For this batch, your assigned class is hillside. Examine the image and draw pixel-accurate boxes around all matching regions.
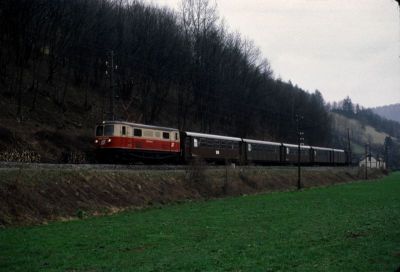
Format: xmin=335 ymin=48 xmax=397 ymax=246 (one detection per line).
xmin=373 ymin=104 xmax=400 ymax=123
xmin=0 ymin=166 xmax=381 ymax=226
xmin=331 ymin=112 xmax=385 ymax=155
xmin=331 ymin=112 xmax=391 ymax=146
xmin=0 ymin=0 xmax=332 ymax=162
xmin=331 ymin=111 xmax=400 ymax=167
xmin=0 ymin=0 xmax=398 ymax=166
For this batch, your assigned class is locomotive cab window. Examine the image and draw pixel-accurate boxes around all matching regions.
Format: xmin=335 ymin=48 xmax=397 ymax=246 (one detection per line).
xmin=121 ymin=126 xmax=126 ymax=136
xmin=134 ymin=128 xmax=142 ymax=137
xmin=163 ymin=132 xmax=170 ymax=139
xmin=96 ymin=125 xmax=103 ymax=136
xmin=104 ymin=125 xmax=114 ymax=136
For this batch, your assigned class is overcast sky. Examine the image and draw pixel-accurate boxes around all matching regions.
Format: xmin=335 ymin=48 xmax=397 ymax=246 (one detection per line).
xmin=149 ymin=0 xmax=400 ymax=108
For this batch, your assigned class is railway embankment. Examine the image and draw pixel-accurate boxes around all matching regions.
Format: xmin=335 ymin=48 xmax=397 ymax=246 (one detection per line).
xmin=0 ymin=165 xmax=386 ymax=226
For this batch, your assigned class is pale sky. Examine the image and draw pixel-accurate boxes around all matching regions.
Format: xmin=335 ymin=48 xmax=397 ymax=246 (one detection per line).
xmin=149 ymin=0 xmax=400 ymax=108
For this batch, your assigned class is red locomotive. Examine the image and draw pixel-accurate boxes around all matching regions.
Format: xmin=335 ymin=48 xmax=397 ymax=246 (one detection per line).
xmin=94 ymin=121 xmax=180 ymax=163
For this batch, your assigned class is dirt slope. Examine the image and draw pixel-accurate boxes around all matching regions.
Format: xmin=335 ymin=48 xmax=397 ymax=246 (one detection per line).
xmin=0 ymin=166 xmax=386 ymax=226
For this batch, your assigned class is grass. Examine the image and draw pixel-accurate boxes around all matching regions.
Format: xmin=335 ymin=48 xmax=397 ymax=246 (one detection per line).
xmin=1 ymin=173 xmax=400 ymax=271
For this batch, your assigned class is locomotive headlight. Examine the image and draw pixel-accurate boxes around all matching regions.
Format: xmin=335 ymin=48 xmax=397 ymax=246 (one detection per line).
xmin=94 ymin=139 xmax=99 ymax=144
xmin=107 ymin=138 xmax=112 ymax=143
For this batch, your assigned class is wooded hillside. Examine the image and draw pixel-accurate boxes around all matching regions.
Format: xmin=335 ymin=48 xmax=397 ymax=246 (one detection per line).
xmin=330 ymin=97 xmax=400 ymax=168
xmin=0 ymin=0 xmax=331 ymax=150
xmin=1 ymin=0 xmax=397 ymax=165
xmin=373 ymin=104 xmax=400 ymax=123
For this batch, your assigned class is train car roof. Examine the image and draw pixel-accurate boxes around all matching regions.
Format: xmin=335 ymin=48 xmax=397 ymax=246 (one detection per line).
xmin=312 ymin=146 xmax=333 ymax=151
xmin=283 ymin=143 xmax=311 ymax=149
xmin=185 ymin=131 xmax=241 ymax=142
xmin=97 ymin=121 xmax=179 ymax=132
xmin=332 ymin=149 xmax=345 ymax=152
xmin=243 ymin=139 xmax=281 ymax=146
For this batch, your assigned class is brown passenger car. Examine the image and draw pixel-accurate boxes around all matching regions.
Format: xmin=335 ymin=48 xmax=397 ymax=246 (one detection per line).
xmin=333 ymin=149 xmax=346 ymax=165
xmin=283 ymin=144 xmax=312 ymax=164
xmin=182 ymin=132 xmax=241 ymax=163
xmin=312 ymin=146 xmax=332 ymax=165
xmin=243 ymin=139 xmax=281 ymax=164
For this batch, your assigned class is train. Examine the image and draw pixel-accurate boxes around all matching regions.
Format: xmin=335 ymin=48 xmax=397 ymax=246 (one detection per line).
xmin=94 ymin=120 xmax=348 ymax=165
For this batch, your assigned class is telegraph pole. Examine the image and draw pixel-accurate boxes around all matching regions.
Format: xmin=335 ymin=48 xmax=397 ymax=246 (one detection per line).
xmin=364 ymin=144 xmax=369 ymax=179
xmin=105 ymin=50 xmax=117 ymax=120
xmin=110 ymin=50 xmax=114 ymax=120
xmin=347 ymin=128 xmax=352 ymax=166
xmin=384 ymin=137 xmax=390 ymax=170
xmin=296 ymin=115 xmax=304 ymax=190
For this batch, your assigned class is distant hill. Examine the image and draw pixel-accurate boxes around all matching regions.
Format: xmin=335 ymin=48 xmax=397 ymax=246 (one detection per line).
xmin=331 ymin=98 xmax=400 ymax=168
xmin=372 ymin=104 xmax=400 ymax=123
xmin=331 ymin=112 xmax=390 ymax=153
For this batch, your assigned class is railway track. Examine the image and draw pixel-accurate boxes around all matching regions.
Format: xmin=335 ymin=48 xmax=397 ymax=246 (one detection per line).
xmin=0 ymin=161 xmax=354 ymax=172
xmin=0 ymin=162 xmax=188 ymax=171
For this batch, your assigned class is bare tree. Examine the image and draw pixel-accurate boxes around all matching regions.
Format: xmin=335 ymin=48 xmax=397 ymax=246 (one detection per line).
xmin=180 ymin=0 xmax=218 ymax=38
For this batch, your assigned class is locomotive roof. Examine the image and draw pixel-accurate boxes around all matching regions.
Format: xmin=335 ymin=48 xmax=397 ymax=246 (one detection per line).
xmin=98 ymin=121 xmax=179 ymax=132
xmin=185 ymin=131 xmax=241 ymax=141
xmin=243 ymin=139 xmax=281 ymax=146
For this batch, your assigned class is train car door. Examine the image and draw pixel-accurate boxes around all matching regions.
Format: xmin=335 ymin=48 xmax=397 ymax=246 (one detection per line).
xmin=170 ymin=131 xmax=179 ymax=153
xmin=121 ymin=125 xmax=128 ymax=147
xmin=162 ymin=132 xmax=171 ymax=152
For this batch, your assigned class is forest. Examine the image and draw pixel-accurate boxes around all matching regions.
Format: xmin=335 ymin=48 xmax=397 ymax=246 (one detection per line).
xmin=0 ymin=0 xmax=331 ymax=145
xmin=0 ymin=0 xmax=399 ymax=166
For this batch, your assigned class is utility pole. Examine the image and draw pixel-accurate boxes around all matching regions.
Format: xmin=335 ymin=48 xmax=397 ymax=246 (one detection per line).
xmin=364 ymin=144 xmax=369 ymax=179
xmin=347 ymin=128 xmax=352 ymax=166
xmin=384 ymin=137 xmax=389 ymax=170
xmin=105 ymin=50 xmax=118 ymax=121
xmin=296 ymin=115 xmax=304 ymax=190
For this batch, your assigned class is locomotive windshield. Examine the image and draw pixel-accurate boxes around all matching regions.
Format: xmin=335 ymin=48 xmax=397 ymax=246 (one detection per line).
xmin=95 ymin=124 xmax=114 ymax=136
xmin=104 ymin=125 xmax=114 ymax=136
xmin=96 ymin=125 xmax=103 ymax=136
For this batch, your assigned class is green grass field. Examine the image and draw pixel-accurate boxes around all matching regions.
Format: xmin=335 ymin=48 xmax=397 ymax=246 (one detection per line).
xmin=1 ymin=172 xmax=399 ymax=271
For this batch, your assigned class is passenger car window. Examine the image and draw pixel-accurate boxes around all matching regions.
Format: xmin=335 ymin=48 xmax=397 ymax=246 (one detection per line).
xmin=286 ymin=148 xmax=290 ymax=155
xmin=104 ymin=125 xmax=114 ymax=136
xmin=163 ymin=132 xmax=169 ymax=139
xmin=193 ymin=138 xmax=198 ymax=148
xmin=122 ymin=126 xmax=126 ymax=136
xmin=175 ymin=132 xmax=179 ymax=140
xmin=248 ymin=144 xmax=252 ymax=152
xmin=134 ymin=129 xmax=142 ymax=137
